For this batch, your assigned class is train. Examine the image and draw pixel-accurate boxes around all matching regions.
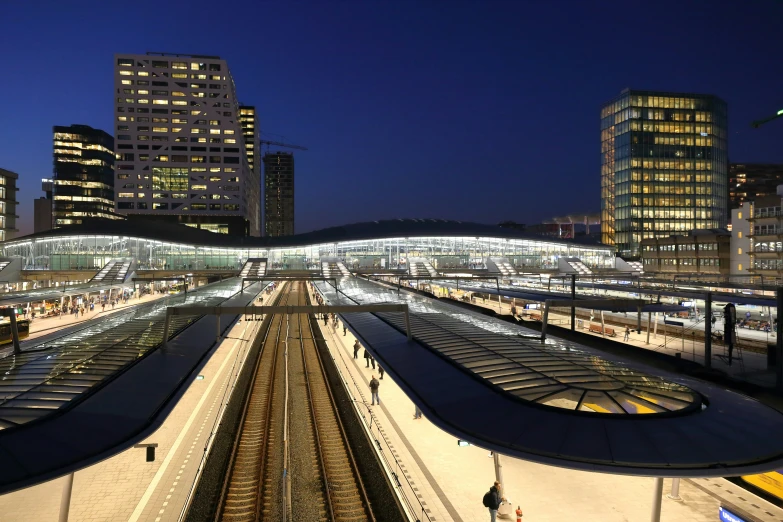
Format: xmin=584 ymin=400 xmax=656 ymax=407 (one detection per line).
xmin=0 ymin=318 xmax=30 ymax=345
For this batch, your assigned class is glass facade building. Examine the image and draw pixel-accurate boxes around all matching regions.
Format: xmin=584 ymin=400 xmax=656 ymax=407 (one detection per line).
xmin=263 ymin=152 xmax=295 ymax=237
xmin=0 ymin=220 xmax=614 ymax=272
xmin=52 ymin=125 xmax=118 ymax=228
xmin=601 ymin=89 xmax=728 ymax=257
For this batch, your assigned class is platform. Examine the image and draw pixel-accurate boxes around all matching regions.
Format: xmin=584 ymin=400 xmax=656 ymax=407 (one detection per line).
xmin=308 ymin=284 xmax=783 ymax=522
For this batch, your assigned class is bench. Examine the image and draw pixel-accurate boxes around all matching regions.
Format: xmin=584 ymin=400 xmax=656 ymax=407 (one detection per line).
xmin=588 ymin=323 xmax=616 ymax=337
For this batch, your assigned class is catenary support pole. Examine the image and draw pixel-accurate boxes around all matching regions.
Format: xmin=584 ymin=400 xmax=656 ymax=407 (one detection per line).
xmin=600 ymin=310 xmax=606 ymax=337
xmin=777 ymin=287 xmax=783 ymax=390
xmin=9 ymin=311 xmax=21 ymax=355
xmin=58 ymin=472 xmax=75 ymax=522
xmin=637 ymin=305 xmax=642 ymax=334
xmin=705 ymin=292 xmax=712 ymax=369
xmin=646 ymin=312 xmax=652 ymax=345
xmin=570 ymin=274 xmax=576 ymax=331
xmin=161 ymin=309 xmax=171 ymax=349
xmin=541 ymin=301 xmax=550 ymax=342
xmin=650 ymin=477 xmax=663 ymax=522
xmin=404 ymin=307 xmax=412 ymax=341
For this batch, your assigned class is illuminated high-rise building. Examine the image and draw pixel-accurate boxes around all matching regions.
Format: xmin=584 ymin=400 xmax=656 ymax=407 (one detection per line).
xmin=113 ymin=53 xmax=260 ymax=236
xmin=52 ymin=124 xmax=118 ymax=228
xmin=601 ymin=89 xmax=728 ymax=256
xmin=263 ymin=152 xmax=294 ymax=236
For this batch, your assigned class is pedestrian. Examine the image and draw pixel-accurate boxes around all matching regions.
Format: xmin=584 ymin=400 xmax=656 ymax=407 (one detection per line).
xmin=102 ymin=302 xmax=105 ymax=312
xmin=364 ymin=348 xmax=371 ymax=368
xmin=510 ymin=305 xmax=517 ymax=318
xmin=414 ymin=405 xmax=422 ymax=419
xmin=370 ymin=355 xmax=376 ymax=370
xmin=323 ymin=314 xmax=328 ymax=326
xmin=482 ymin=481 xmax=505 ymax=522
xmin=378 ymin=365 xmax=384 ymax=379
xmin=343 ymin=324 xmax=347 ymax=336
xmin=370 ymin=375 xmax=380 ymax=405
xmin=354 ymin=340 xmax=360 ymax=359
xmin=624 ymin=326 xmax=630 ymax=341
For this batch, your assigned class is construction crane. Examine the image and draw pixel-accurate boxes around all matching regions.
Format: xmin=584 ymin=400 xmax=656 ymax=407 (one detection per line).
xmin=751 ymin=108 xmax=783 ymax=129
xmin=258 ymin=139 xmax=308 ymax=152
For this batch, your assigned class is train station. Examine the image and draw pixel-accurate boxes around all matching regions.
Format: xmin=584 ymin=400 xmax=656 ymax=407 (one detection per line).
xmin=0 ymin=218 xmax=782 ymax=521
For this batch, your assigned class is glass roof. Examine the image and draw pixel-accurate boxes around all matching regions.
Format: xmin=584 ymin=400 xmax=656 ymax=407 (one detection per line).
xmin=378 ymin=312 xmax=701 ymax=415
xmin=0 ymin=280 xmax=243 ymax=430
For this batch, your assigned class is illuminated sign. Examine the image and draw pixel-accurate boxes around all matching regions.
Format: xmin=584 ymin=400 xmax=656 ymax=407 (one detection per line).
xmin=719 ymin=506 xmax=746 ymax=522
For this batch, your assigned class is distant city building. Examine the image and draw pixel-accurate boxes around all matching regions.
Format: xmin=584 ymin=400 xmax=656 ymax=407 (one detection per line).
xmin=729 ymin=163 xmax=783 ymax=209
xmin=113 ymin=53 xmax=260 ymax=236
xmin=52 ymin=124 xmax=117 ymax=228
xmin=730 ymin=201 xmax=751 ymax=276
xmin=601 ymin=89 xmax=729 ymax=257
xmin=745 ymin=187 xmax=783 ymax=277
xmin=639 ymin=229 xmax=730 ymax=277
xmin=239 ymin=105 xmax=260 ymax=232
xmin=263 ymin=152 xmax=294 ymax=236
xmin=34 ymin=179 xmax=53 ymax=233
xmin=0 ymin=168 xmax=18 ymax=242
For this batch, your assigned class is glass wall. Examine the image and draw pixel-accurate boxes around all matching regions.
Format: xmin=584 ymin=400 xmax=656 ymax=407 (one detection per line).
xmin=601 ymin=90 xmax=729 ymax=257
xmin=2 ymin=234 xmax=615 ymax=271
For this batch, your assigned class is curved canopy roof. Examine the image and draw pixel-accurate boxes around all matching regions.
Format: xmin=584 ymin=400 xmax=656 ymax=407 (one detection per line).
xmin=8 ymin=218 xmax=611 ymax=249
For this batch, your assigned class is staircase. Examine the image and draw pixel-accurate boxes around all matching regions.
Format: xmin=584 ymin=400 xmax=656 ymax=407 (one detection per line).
xmin=91 ymin=258 xmax=134 ymax=284
xmin=408 ymin=258 xmax=437 ymax=277
xmin=240 ymin=258 xmax=267 ymax=278
xmin=487 ymin=258 xmax=518 ymax=277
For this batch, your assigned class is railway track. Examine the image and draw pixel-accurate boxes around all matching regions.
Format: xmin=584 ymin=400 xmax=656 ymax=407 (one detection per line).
xmin=217 ymin=281 xmax=374 ymax=521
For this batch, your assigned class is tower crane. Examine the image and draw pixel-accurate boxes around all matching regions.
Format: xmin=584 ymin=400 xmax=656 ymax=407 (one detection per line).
xmin=751 ymin=108 xmax=783 ymax=129
xmin=258 ymin=138 xmax=308 ymax=152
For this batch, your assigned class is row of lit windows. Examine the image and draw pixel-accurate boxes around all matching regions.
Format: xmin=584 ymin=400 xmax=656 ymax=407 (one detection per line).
xmin=118 ymin=112 xmax=233 ymax=121
xmin=52 ymin=139 xmax=113 ymax=155
xmin=116 ymin=201 xmax=240 ymax=211
xmin=615 ymin=185 xmax=715 ymax=196
xmin=647 ymin=243 xmax=719 ymax=252
xmin=117 ymin=58 xmax=222 ymax=71
xmin=117 ymin=104 xmax=234 ymax=115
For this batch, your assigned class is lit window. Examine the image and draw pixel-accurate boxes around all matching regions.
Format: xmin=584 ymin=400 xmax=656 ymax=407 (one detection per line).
xmin=172 ymin=118 xmax=188 ymax=124
xmin=209 ymin=176 xmax=221 ymax=181
xmin=118 ymin=116 xmax=128 ymax=122
xmin=191 ymin=184 xmax=207 ymax=190
xmin=738 ymin=264 xmax=743 ymax=271
xmin=137 ymin=192 xmax=146 ymax=198
xmin=137 ymin=89 xmax=149 ymax=95
xmin=191 ymin=203 xmax=207 ymax=210
xmin=190 ymin=62 xmax=205 ymax=70
xmin=209 ymin=120 xmax=220 ymax=125
xmin=172 ymin=193 xmax=187 ymax=198
xmin=118 ymin=192 xmax=134 ymax=198
xmin=172 ymin=73 xmax=188 ymax=79
xmin=119 ymin=70 xmax=133 ymax=76
xmin=121 ymin=79 xmax=133 ymax=85
xmin=138 ymin=98 xmax=149 ymax=104
xmin=138 ymin=71 xmax=149 ymax=77
xmin=210 ymin=75 xmax=221 ymax=80
xmin=155 ymin=155 xmax=169 ymax=162
xmin=153 ymin=127 xmax=168 ymax=132
xmin=738 ymin=248 xmax=742 ymax=255
xmin=191 ymin=156 xmax=205 ymax=163
xmin=738 ymin=231 xmax=742 ymax=238
xmin=153 ymin=203 xmax=168 ymax=209
xmin=738 ymin=212 xmax=743 ymax=219
xmin=209 ymin=129 xmax=221 ymax=134
xmin=172 ymin=62 xmax=187 ymax=70
xmin=224 ymin=138 xmax=236 ymax=144
xmin=172 ymin=100 xmax=188 ymax=106
xmin=153 ymin=99 xmax=169 ymax=105
xmin=172 ymin=91 xmax=185 ymax=97
xmin=224 ymin=129 xmax=234 ymax=135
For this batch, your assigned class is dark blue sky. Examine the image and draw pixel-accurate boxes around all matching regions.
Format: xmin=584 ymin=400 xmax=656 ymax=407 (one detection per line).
xmin=4 ymin=0 xmax=783 ymax=236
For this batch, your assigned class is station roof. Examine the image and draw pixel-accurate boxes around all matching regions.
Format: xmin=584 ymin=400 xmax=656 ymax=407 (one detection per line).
xmin=8 ymin=217 xmax=612 ymax=250
xmin=0 ymin=282 xmax=133 ymax=307
xmin=321 ymin=277 xmax=783 ymax=477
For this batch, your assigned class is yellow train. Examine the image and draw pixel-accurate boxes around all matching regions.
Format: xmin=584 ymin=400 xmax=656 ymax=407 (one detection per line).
xmin=742 ymin=471 xmax=783 ymax=502
xmin=0 ymin=319 xmax=30 ymax=345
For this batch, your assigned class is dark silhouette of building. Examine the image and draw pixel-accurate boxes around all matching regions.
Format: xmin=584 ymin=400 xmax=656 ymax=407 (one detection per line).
xmin=263 ymin=152 xmax=294 ymax=236
xmin=729 ymin=163 xmax=783 ymax=209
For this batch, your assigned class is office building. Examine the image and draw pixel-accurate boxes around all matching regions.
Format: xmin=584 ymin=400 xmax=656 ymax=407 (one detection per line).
xmin=34 ymin=179 xmax=53 ymax=233
xmin=639 ymin=229 xmax=730 ymax=277
xmin=52 ymin=124 xmax=117 ymax=228
xmin=239 ymin=105 xmax=260 ymax=232
xmin=0 ymin=168 xmax=18 ymax=242
xmin=745 ymin=187 xmax=783 ymax=276
xmin=729 ymin=163 xmax=783 ymax=209
xmin=113 ymin=53 xmax=260 ymax=236
xmin=601 ymin=89 xmax=729 ymax=256
xmin=263 ymin=152 xmax=294 ymax=236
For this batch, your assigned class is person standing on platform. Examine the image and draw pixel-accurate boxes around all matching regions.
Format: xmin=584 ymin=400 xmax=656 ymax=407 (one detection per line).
xmin=369 ymin=375 xmax=380 ymax=405
xmin=364 ymin=348 xmax=371 ymax=368
xmin=370 ymin=355 xmax=376 ymax=370
xmin=353 ymin=340 xmax=360 ymax=359
xmin=323 ymin=314 xmax=328 ymax=326
xmin=482 ymin=481 xmax=505 ymax=522
xmin=624 ymin=326 xmax=630 ymax=341
xmin=414 ymin=405 xmax=422 ymax=419
xmin=378 ymin=365 xmax=384 ymax=379
xmin=510 ymin=304 xmax=517 ymax=318
xmin=343 ymin=323 xmax=347 ymax=336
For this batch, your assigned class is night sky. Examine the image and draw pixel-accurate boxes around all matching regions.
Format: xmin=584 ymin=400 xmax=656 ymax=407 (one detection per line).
xmin=4 ymin=0 xmax=783 ymax=237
